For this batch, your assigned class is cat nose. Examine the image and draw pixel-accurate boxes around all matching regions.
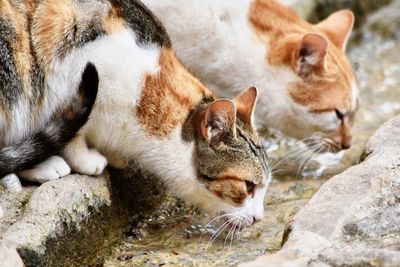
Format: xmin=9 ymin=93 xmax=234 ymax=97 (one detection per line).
xmin=341 ymin=142 xmax=351 ymax=150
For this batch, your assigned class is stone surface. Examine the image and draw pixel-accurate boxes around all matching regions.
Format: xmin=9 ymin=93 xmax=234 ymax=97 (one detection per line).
xmin=311 ymin=0 xmax=393 ymax=26
xmin=241 ymin=116 xmax=400 ymax=267
xmin=104 ymin=178 xmax=325 ymax=267
xmin=0 ymin=162 xmax=166 ymax=267
xmin=363 ymin=0 xmax=400 ymax=40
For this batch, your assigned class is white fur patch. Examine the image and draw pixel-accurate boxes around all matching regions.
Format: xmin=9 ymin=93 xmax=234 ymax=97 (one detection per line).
xmin=18 ymin=156 xmax=71 ymax=183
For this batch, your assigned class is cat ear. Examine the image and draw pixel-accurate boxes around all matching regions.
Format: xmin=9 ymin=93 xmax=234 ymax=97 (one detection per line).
xmin=296 ymin=33 xmax=328 ymax=77
xmin=201 ymin=99 xmax=236 ymax=144
xmin=316 ymin=10 xmax=354 ymax=51
xmin=233 ymin=86 xmax=258 ymax=126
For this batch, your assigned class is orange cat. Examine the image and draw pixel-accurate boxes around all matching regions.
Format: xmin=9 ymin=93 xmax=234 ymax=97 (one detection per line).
xmin=143 ymin=0 xmax=358 ymax=152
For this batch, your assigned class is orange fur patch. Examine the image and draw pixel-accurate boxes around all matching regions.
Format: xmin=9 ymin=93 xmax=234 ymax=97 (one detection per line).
xmin=137 ymin=48 xmax=213 ymax=137
xmin=32 ymin=0 xmax=75 ymax=68
xmin=1 ymin=0 xmax=33 ymax=93
xmin=206 ymin=178 xmax=247 ymax=204
xmin=103 ymin=4 xmax=124 ymax=34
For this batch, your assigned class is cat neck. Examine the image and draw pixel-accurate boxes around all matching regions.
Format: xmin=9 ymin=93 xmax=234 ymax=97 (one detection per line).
xmin=136 ymin=48 xmax=214 ymax=139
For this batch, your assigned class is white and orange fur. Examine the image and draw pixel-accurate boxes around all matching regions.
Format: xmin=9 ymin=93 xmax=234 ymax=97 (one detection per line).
xmin=5 ymin=0 xmax=271 ymax=228
xmin=142 ymin=0 xmax=359 ymax=152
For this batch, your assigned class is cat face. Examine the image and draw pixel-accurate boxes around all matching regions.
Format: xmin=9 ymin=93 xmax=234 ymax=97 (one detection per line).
xmin=249 ymin=3 xmax=358 ymax=152
xmin=187 ymin=87 xmax=271 ymax=228
xmin=283 ymin=11 xmax=358 ymax=152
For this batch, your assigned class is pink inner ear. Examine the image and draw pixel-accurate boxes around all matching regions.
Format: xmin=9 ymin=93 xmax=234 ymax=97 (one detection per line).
xmin=233 ymin=87 xmax=258 ymax=125
xmin=297 ymin=33 xmax=328 ymax=75
xmin=201 ymin=99 xmax=236 ymax=141
xmin=316 ymin=10 xmax=355 ymax=51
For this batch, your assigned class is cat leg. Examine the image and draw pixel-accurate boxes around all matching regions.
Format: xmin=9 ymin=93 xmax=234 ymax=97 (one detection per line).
xmin=63 ymin=135 xmax=107 ymax=176
xmin=18 ymin=156 xmax=71 ymax=183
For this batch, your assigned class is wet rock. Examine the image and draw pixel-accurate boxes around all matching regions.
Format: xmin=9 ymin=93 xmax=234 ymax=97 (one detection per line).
xmin=0 ymin=162 xmax=166 ymax=267
xmin=241 ymin=115 xmax=400 ymax=267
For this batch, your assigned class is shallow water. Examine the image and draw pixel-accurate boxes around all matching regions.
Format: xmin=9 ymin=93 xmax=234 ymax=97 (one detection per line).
xmin=104 ymin=30 xmax=400 ymax=267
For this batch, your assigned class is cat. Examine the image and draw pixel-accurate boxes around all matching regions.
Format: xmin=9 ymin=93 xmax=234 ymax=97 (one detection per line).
xmin=142 ymin=0 xmax=359 ymax=153
xmin=2 ymin=0 xmax=270 ymax=227
xmin=0 ymin=0 xmax=99 ymax=184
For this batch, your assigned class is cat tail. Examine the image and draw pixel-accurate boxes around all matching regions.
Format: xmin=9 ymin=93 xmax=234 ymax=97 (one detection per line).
xmin=0 ymin=63 xmax=99 ymax=176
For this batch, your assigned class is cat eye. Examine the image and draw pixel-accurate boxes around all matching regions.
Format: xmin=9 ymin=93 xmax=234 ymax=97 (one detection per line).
xmin=245 ymin=181 xmax=256 ymax=197
xmin=335 ymin=109 xmax=345 ymax=121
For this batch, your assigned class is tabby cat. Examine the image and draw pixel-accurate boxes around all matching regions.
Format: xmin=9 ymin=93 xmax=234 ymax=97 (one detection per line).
xmin=1 ymin=0 xmax=270 ymax=226
xmin=143 ymin=0 xmax=359 ymax=152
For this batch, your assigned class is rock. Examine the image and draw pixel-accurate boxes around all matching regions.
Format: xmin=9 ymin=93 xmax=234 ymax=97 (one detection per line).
xmin=240 ymin=115 xmax=400 ymax=267
xmin=0 ymin=244 xmax=24 ymax=267
xmin=311 ymin=0 xmax=394 ymax=26
xmin=363 ymin=0 xmax=400 ymax=40
xmin=0 ymin=174 xmax=22 ymax=193
xmin=0 ymin=161 xmax=166 ymax=267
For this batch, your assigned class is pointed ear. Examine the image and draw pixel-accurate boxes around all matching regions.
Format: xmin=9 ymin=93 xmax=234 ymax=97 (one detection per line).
xmin=316 ymin=10 xmax=354 ymax=51
xmin=233 ymin=87 xmax=258 ymax=126
xmin=200 ymin=99 xmax=236 ymax=144
xmin=296 ymin=33 xmax=328 ymax=77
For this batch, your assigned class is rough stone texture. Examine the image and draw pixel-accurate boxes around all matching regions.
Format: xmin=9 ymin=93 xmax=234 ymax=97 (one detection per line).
xmin=362 ymin=0 xmax=400 ymax=40
xmin=311 ymin=0 xmax=393 ymax=26
xmin=241 ymin=116 xmax=400 ymax=267
xmin=0 ymin=162 xmax=166 ymax=267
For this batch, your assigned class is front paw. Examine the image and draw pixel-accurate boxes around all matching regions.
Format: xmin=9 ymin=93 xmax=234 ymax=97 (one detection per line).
xmin=18 ymin=156 xmax=71 ymax=183
xmin=69 ymin=149 xmax=108 ymax=176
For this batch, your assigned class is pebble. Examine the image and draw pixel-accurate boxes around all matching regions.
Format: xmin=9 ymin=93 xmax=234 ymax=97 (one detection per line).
xmin=0 ymin=174 xmax=23 ymax=193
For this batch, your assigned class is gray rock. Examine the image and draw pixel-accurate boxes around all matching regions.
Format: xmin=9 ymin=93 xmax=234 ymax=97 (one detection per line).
xmin=241 ymin=115 xmax=400 ymax=267
xmin=0 ymin=161 xmax=166 ymax=267
xmin=311 ymin=0 xmax=394 ymax=26
xmin=362 ymin=0 xmax=400 ymax=40
xmin=0 ymin=174 xmax=22 ymax=193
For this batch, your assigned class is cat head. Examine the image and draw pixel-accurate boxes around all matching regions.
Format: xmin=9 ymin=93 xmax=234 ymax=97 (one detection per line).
xmin=251 ymin=5 xmax=358 ymax=152
xmin=183 ymin=87 xmax=270 ymax=228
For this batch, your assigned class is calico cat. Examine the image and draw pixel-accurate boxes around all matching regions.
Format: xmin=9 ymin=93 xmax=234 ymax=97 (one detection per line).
xmin=0 ymin=64 xmax=98 ymax=181
xmin=142 ymin=0 xmax=359 ymax=152
xmin=0 ymin=0 xmax=99 ymax=183
xmin=2 ymin=0 xmax=270 ymax=227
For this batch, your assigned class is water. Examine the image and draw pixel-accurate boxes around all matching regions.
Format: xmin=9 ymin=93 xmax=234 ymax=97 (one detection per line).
xmin=104 ymin=25 xmax=400 ymax=267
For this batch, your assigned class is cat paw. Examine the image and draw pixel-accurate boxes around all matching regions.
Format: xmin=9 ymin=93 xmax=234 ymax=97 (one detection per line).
xmin=18 ymin=156 xmax=71 ymax=183
xmin=70 ymin=149 xmax=108 ymax=176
